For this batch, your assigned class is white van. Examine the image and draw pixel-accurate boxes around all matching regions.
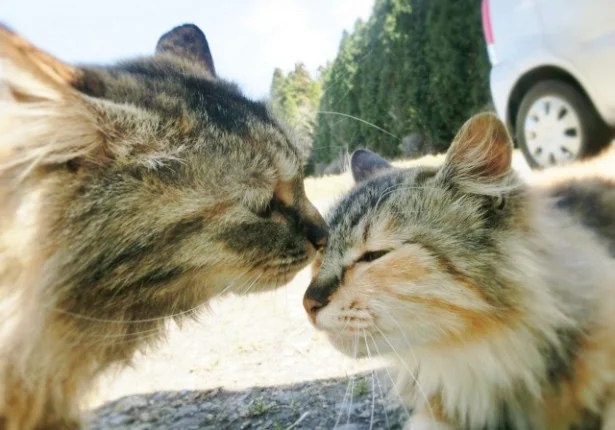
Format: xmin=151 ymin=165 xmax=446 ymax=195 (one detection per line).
xmin=483 ymin=0 xmax=615 ymax=169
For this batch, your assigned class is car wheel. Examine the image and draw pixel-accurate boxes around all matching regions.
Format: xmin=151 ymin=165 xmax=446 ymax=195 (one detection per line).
xmin=515 ymin=80 xmax=613 ymax=169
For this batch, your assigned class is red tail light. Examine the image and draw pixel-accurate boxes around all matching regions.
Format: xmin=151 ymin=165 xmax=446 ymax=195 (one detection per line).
xmin=482 ymin=0 xmax=494 ymax=45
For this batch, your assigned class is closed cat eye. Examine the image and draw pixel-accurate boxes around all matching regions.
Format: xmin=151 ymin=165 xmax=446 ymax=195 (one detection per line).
xmin=357 ymin=249 xmax=390 ymax=263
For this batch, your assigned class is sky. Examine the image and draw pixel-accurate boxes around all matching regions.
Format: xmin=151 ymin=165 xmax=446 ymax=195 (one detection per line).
xmin=2 ymin=0 xmax=374 ymax=100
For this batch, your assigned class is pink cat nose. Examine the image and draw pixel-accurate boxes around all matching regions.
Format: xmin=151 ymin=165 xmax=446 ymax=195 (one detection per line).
xmin=303 ymin=296 xmax=324 ymax=321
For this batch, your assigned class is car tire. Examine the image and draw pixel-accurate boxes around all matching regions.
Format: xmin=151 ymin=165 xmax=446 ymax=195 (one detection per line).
xmin=515 ymin=80 xmax=613 ymax=169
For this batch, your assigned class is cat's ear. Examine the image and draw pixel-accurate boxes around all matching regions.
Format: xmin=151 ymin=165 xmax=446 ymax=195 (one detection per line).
xmin=155 ymin=24 xmax=216 ymax=77
xmin=350 ymin=148 xmax=393 ymax=183
xmin=437 ymin=112 xmax=513 ymax=193
xmin=0 ymin=24 xmax=110 ymax=177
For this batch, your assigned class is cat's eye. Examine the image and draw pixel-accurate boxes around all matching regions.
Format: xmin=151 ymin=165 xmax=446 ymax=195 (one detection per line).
xmin=357 ymin=250 xmax=390 ymax=264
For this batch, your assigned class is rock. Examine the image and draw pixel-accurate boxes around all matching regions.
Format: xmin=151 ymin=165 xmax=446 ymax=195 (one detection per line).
xmin=88 ymin=372 xmax=408 ymax=429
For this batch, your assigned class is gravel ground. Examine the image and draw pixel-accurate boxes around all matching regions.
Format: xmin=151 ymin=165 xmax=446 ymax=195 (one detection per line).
xmin=86 ymin=266 xmax=408 ymax=430
xmin=84 ymin=190 xmax=410 ymax=430
xmin=90 ymin=372 xmax=408 ymax=430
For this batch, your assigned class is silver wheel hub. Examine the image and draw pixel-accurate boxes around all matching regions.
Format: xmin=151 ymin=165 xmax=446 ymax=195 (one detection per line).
xmin=523 ymin=95 xmax=583 ymax=167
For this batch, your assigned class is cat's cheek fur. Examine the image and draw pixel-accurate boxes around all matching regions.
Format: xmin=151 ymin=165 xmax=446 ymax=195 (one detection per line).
xmin=325 ymin=245 xmax=491 ymax=349
xmin=312 ymin=113 xmax=615 ymax=428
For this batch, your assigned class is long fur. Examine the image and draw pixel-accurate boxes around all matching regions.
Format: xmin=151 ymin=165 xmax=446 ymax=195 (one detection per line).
xmin=306 ymin=112 xmax=615 ymax=429
xmin=0 ymin=23 xmax=328 ymax=429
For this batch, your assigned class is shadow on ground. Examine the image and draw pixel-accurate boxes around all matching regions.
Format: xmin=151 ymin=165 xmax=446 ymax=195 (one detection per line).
xmin=89 ymin=371 xmax=408 ymax=430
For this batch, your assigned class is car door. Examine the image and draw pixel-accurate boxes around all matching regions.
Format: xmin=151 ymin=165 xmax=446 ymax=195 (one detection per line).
xmin=537 ymin=0 xmax=615 ymax=124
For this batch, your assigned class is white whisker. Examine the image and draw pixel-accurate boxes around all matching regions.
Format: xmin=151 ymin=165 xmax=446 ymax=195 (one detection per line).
xmin=240 ymin=273 xmax=263 ymax=295
xmin=363 ymin=330 xmax=376 ymax=430
xmin=334 ymin=373 xmax=354 ymax=429
xmin=373 ymin=325 xmax=434 ymax=424
xmin=346 ymin=334 xmax=359 ymax=426
xmin=367 ymin=331 xmax=412 ymax=422
xmin=318 ymin=111 xmax=399 ymax=141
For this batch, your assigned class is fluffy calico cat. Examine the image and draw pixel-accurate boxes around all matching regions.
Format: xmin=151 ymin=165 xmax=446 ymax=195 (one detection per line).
xmin=304 ymin=112 xmax=615 ymax=429
xmin=0 ymin=23 xmax=328 ymax=429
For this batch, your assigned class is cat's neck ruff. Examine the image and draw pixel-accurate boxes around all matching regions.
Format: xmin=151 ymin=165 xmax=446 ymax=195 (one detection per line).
xmin=394 ymin=192 xmax=615 ymax=428
xmin=398 ymin=322 xmax=553 ymax=427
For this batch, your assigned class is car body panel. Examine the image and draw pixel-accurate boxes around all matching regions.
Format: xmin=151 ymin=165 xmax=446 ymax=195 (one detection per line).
xmin=486 ymin=0 xmax=615 ymax=128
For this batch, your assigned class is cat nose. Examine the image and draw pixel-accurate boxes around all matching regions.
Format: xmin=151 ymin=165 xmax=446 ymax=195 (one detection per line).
xmin=307 ymin=224 xmax=328 ymax=250
xmin=304 ymin=277 xmax=337 ymax=322
xmin=303 ymin=296 xmax=325 ymax=320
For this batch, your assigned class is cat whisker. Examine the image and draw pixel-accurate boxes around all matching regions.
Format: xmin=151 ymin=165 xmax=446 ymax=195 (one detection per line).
xmin=345 ymin=334 xmax=360 ymax=426
xmin=363 ymin=330 xmax=377 ymax=430
xmin=317 ymin=111 xmax=400 ymax=141
xmin=367 ymin=331 xmax=412 ymax=423
xmin=374 ymin=184 xmax=433 ymax=213
xmin=389 ymin=316 xmax=415 ymax=351
xmin=46 ymin=268 xmax=260 ymax=326
xmin=334 ymin=372 xmax=354 ymax=429
xmin=373 ymin=325 xmax=434 ymax=424
xmin=218 ymin=268 xmax=254 ymax=296
xmin=46 ymin=302 xmax=208 ymax=325
xmin=372 ymin=369 xmax=392 ymax=430
xmin=239 ymin=273 xmax=263 ymax=295
xmin=77 ymin=326 xmax=163 ymax=342
xmin=71 ymin=326 xmax=167 ymax=348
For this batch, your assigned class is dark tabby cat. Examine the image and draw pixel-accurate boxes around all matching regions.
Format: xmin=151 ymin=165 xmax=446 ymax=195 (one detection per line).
xmin=0 ymin=23 xmax=327 ymax=429
xmin=304 ymin=113 xmax=615 ymax=429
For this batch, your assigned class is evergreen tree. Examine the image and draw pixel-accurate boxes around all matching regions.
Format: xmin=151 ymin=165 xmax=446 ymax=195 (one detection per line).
xmin=269 ymin=63 xmax=323 ymax=170
xmin=312 ymin=0 xmax=491 ymax=165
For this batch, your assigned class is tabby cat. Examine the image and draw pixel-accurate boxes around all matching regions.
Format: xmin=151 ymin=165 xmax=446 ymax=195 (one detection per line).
xmin=0 ymin=23 xmax=327 ymax=429
xmin=304 ymin=112 xmax=615 ymax=429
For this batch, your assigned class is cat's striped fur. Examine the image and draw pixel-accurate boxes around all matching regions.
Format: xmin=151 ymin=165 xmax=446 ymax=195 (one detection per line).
xmin=0 ymin=23 xmax=327 ymax=429
xmin=304 ymin=113 xmax=615 ymax=429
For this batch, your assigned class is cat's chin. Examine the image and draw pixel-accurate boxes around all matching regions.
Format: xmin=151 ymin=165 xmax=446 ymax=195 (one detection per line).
xmin=210 ymin=264 xmax=306 ymax=297
xmin=325 ymin=332 xmax=371 ymax=359
xmin=324 ymin=330 xmax=422 ymax=361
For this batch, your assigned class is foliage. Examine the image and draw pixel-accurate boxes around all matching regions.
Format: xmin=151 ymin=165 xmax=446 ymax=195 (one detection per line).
xmin=269 ymin=63 xmax=323 ymax=164
xmin=310 ymin=0 xmax=491 ymax=167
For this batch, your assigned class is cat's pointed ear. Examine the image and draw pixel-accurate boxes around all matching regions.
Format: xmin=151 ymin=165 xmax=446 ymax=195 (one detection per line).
xmin=155 ymin=24 xmax=216 ymax=77
xmin=0 ymin=24 xmax=112 ymax=177
xmin=350 ymin=148 xmax=393 ymax=183
xmin=437 ymin=112 xmax=513 ymax=192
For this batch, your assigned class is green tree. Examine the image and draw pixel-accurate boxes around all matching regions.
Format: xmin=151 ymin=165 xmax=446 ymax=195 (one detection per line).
xmin=312 ymin=0 xmax=491 ymax=166
xmin=269 ymin=63 xmax=323 ymax=169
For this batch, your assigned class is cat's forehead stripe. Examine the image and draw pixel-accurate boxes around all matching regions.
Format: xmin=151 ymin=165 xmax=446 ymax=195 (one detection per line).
xmin=327 ymin=173 xmax=402 ymax=229
xmin=327 ymin=166 xmax=437 ymax=236
xmin=79 ymin=60 xmax=279 ymax=139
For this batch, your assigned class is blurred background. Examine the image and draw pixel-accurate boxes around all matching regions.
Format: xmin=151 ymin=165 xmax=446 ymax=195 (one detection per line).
xmin=5 ymin=0 xmax=614 ymax=177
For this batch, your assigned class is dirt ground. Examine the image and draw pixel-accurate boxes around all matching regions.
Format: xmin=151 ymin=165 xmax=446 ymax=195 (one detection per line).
xmin=88 ymin=267 xmax=408 ymax=429
xmin=87 ymin=207 xmax=405 ymax=429
xmin=87 ymin=152 xmax=532 ymax=429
